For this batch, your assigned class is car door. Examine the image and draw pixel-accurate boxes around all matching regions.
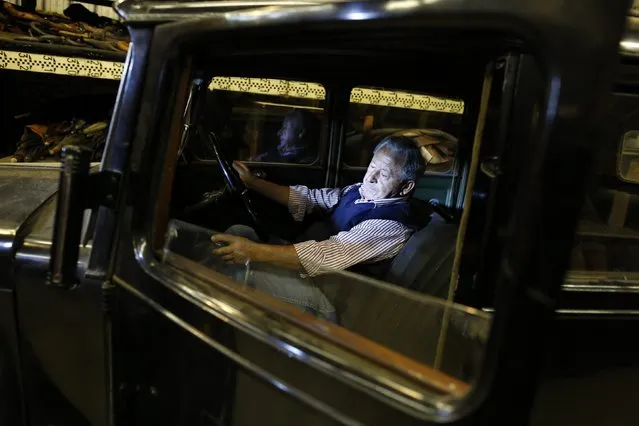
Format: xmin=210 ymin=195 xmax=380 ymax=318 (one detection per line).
xmin=527 ymin=51 xmax=639 ymax=425
xmin=16 ymin=1 xmax=629 ymax=426
xmin=465 ymin=45 xmax=639 ymax=426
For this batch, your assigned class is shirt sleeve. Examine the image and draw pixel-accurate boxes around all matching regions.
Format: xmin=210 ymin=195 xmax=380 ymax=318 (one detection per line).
xmin=288 ymin=184 xmax=357 ymax=222
xmin=293 ymin=219 xmax=413 ymax=277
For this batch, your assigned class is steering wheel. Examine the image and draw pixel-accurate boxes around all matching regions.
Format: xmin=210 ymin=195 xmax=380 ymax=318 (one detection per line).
xmin=197 ymin=126 xmax=266 ymax=240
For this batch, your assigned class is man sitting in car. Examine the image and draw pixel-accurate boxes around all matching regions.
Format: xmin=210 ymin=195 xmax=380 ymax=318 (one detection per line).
xmin=212 ymin=135 xmax=426 ymax=321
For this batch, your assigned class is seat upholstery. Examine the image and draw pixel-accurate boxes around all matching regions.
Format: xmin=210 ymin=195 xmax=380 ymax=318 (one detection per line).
xmin=315 ymin=213 xmax=480 ymax=379
xmin=385 ymin=214 xmax=458 ymax=298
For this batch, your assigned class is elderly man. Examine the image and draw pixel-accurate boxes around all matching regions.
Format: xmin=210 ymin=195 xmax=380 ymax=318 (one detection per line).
xmin=212 ymin=135 xmax=426 ymax=321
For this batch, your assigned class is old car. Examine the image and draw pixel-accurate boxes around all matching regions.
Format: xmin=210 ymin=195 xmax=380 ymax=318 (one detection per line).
xmin=0 ymin=0 xmax=635 ymax=425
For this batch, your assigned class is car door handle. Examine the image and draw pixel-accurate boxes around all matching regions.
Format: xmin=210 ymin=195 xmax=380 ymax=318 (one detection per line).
xmin=47 ymin=146 xmax=92 ymax=289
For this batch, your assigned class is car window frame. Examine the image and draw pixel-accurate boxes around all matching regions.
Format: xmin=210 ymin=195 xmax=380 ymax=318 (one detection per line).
xmin=135 ymin=61 xmax=495 ymax=413
xmin=126 ymin=44 xmax=500 ymax=424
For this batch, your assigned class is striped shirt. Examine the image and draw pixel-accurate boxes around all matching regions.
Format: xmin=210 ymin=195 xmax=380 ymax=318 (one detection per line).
xmin=288 ymin=184 xmax=415 ymax=277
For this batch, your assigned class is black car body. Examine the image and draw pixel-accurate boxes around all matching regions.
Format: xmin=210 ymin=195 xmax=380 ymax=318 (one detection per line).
xmin=0 ymin=1 xmax=635 ymax=425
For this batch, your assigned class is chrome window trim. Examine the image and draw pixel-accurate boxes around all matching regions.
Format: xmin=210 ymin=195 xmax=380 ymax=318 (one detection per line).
xmin=564 ymin=271 xmax=639 ymax=293
xmin=482 ymin=307 xmax=639 ymax=316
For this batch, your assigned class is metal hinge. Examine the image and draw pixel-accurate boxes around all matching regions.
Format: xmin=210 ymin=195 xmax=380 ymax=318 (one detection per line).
xmin=48 ymin=147 xmax=122 ymax=289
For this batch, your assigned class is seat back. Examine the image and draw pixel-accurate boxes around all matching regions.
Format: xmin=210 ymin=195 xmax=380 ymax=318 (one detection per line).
xmin=314 ymin=214 xmax=480 ymax=379
xmin=385 ymin=214 xmax=458 ymax=299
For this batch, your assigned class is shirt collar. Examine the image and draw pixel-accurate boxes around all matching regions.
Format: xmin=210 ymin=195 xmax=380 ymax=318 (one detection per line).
xmin=355 ymin=184 xmax=408 ymax=206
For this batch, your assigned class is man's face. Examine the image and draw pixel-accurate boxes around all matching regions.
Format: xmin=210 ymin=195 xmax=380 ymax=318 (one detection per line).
xmin=277 ymin=117 xmax=302 ymax=154
xmin=361 ymin=148 xmax=411 ymax=200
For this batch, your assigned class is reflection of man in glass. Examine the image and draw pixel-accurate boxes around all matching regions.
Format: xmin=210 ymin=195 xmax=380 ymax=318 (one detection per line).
xmin=251 ymin=109 xmax=319 ymax=163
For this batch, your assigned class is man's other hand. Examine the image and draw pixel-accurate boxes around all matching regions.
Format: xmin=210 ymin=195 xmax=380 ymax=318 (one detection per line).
xmin=211 ymin=233 xmax=256 ymax=264
xmin=232 ymin=161 xmax=256 ymax=185
xmin=213 ymin=233 xmax=302 ymax=271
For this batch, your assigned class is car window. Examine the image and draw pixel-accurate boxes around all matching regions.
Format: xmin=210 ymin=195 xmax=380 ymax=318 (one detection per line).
xmin=161 ymin=218 xmax=491 ymax=388
xmin=191 ymin=77 xmax=325 ymax=164
xmin=567 ymin=93 xmax=639 ymax=284
xmin=344 ymin=86 xmax=464 ymax=173
xmin=152 ymin=67 xmax=490 ymax=411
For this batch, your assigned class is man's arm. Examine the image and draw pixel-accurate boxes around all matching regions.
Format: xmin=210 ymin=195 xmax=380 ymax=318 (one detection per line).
xmin=212 ymin=219 xmax=411 ymax=276
xmin=294 ymin=219 xmax=412 ymax=276
xmin=233 ymin=161 xmax=289 ymax=206
xmin=212 ymin=234 xmax=302 ymax=270
xmin=234 ymin=160 xmax=352 ymax=222
xmin=252 ymin=244 xmax=301 ymax=270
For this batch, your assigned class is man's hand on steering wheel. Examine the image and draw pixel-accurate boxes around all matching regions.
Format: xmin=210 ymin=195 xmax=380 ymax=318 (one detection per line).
xmin=232 ymin=161 xmax=257 ymax=187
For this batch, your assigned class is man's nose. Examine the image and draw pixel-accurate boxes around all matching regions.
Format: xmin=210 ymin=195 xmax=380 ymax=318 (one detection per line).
xmin=366 ymin=171 xmax=378 ymax=183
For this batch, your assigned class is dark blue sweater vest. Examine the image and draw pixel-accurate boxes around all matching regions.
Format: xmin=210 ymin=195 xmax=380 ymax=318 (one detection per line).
xmin=329 ymin=185 xmax=418 ymax=233
xmin=298 ymin=185 xmax=419 ymax=279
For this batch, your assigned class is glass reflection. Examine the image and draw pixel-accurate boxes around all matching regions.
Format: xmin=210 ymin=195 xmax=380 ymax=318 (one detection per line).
xmin=162 ymin=219 xmax=491 ymax=386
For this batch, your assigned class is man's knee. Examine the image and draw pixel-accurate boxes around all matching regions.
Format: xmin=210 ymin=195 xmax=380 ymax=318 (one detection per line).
xmin=225 ymin=224 xmax=260 ymax=242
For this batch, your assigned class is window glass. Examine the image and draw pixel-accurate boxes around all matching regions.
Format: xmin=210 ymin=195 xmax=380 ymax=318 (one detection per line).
xmin=160 ymin=72 xmax=488 ymax=410
xmin=193 ymin=77 xmax=325 ymax=164
xmin=568 ymin=93 xmax=639 ymax=282
xmin=344 ymin=86 xmax=464 ymax=173
xmin=162 ymin=218 xmax=491 ymax=391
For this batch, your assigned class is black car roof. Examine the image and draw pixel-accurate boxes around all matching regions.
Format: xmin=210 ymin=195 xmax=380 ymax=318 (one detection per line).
xmin=115 ymin=0 xmax=638 ymax=58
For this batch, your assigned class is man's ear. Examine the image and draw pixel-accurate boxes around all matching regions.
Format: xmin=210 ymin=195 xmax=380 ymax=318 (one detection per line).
xmin=400 ymin=180 xmax=416 ymax=196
